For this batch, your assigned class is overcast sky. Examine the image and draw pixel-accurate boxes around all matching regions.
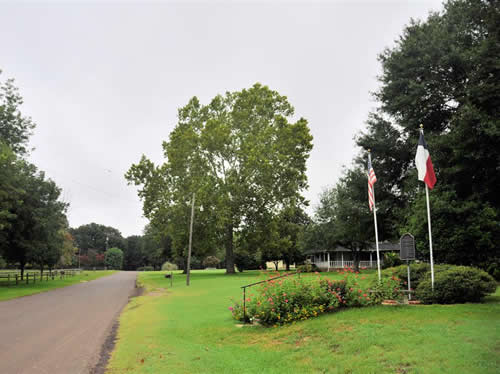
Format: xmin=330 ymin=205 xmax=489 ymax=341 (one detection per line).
xmin=0 ymin=0 xmax=443 ymax=237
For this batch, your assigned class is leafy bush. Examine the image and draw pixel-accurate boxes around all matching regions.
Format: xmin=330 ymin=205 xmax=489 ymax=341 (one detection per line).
xmin=0 ymin=256 xmax=6 ymax=269
xmin=382 ymin=263 xmax=454 ymax=289
xmin=296 ymin=263 xmax=321 ymax=273
xmin=230 ymin=273 xmax=377 ymax=326
xmin=234 ymin=250 xmax=261 ymax=272
xmin=161 ymin=262 xmax=178 ymax=271
xmin=368 ymin=276 xmax=405 ymax=304
xmin=382 ymin=252 xmax=402 ymax=269
xmin=486 ymin=263 xmax=500 ymax=281
xmin=203 ymin=256 xmax=220 ymax=268
xmin=105 ymin=247 xmax=124 ymax=270
xmin=416 ymin=266 xmax=497 ymax=304
xmin=137 ymin=266 xmax=154 ymax=271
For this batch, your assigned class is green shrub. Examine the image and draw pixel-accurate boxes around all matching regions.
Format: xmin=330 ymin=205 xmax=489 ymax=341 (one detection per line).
xmin=296 ymin=263 xmax=321 ymax=273
xmin=105 ymin=247 xmax=124 ymax=270
xmin=368 ymin=276 xmax=405 ymax=303
xmin=382 ymin=263 xmax=455 ymax=289
xmin=161 ymin=262 xmax=178 ymax=271
xmin=137 ymin=266 xmax=154 ymax=271
xmin=202 ymin=256 xmax=220 ymax=268
xmin=382 ymin=252 xmax=402 ymax=269
xmin=486 ymin=263 xmax=500 ymax=281
xmin=0 ymin=256 xmax=6 ymax=269
xmin=416 ymin=266 xmax=497 ymax=304
xmin=234 ymin=250 xmax=261 ymax=272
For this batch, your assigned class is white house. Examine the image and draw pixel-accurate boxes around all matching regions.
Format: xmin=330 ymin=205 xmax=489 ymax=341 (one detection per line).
xmin=306 ymin=242 xmax=399 ymax=271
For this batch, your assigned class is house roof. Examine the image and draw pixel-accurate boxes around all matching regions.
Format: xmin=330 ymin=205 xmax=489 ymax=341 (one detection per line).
xmin=305 ymin=242 xmax=399 ymax=255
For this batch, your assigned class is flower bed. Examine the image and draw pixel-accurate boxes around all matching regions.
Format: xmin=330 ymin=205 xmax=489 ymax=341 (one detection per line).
xmin=230 ymin=272 xmax=403 ymax=326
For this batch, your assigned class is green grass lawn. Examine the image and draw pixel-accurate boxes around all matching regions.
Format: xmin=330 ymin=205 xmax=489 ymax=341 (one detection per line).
xmin=0 ymin=270 xmax=117 ymax=301
xmin=107 ymin=270 xmax=500 ymax=374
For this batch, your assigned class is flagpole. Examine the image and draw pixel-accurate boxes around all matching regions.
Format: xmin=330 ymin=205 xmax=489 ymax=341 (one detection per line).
xmin=425 ymin=184 xmax=435 ymax=290
xmin=368 ymin=151 xmax=381 ymax=281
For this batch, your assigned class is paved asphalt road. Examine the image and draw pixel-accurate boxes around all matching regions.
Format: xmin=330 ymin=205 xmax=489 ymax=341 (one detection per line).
xmin=0 ymin=271 xmax=137 ymax=374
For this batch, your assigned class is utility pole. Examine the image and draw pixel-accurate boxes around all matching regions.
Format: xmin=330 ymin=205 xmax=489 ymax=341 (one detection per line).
xmin=186 ymin=192 xmax=195 ymax=286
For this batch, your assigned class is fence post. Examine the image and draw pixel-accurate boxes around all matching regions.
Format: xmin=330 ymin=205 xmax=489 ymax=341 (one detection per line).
xmin=243 ymin=287 xmax=247 ymax=323
xmin=15 ymin=274 xmax=18 ymax=285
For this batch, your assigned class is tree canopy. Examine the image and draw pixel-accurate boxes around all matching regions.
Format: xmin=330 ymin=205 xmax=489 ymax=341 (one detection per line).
xmin=0 ymin=71 xmax=69 ymax=276
xmin=126 ymin=83 xmax=313 ymax=273
xmin=354 ymin=0 xmax=499 ymax=267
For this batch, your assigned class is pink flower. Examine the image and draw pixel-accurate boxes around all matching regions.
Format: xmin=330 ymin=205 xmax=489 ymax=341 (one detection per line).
xmin=228 ymin=307 xmax=233 ymax=311
xmin=285 ymin=299 xmax=289 ymax=303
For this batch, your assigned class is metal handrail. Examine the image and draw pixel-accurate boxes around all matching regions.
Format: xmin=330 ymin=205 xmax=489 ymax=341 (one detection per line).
xmin=240 ymin=272 xmax=299 ymax=323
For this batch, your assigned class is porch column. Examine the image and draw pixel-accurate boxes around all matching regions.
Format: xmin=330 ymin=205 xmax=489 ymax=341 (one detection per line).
xmin=327 ymin=252 xmax=330 ymax=272
xmin=341 ymin=252 xmax=344 ymax=268
xmin=370 ymin=252 xmax=373 ymax=268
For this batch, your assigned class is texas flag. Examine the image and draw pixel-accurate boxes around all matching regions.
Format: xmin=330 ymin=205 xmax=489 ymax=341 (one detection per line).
xmin=415 ymin=130 xmax=437 ymax=189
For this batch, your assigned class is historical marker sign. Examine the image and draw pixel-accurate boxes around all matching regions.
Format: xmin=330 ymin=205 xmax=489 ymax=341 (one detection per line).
xmin=400 ymin=233 xmax=415 ymax=261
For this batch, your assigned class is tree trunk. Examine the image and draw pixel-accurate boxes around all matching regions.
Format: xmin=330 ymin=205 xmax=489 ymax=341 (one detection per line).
xmin=20 ymin=263 xmax=25 ymax=281
xmin=353 ymin=249 xmax=360 ymax=272
xmin=225 ymin=224 xmax=235 ymax=274
xmin=285 ymin=259 xmax=290 ymax=271
xmin=40 ymin=264 xmax=44 ymax=277
xmin=274 ymin=261 xmax=279 ymax=271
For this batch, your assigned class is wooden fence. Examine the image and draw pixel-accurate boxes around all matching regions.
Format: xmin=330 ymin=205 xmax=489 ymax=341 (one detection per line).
xmin=0 ymin=269 xmax=82 ymax=286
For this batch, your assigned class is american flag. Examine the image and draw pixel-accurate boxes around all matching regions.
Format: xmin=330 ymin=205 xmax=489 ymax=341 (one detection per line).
xmin=367 ymin=156 xmax=377 ymax=211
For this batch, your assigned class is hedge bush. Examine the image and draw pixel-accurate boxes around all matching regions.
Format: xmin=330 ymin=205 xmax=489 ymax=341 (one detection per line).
xmin=486 ymin=262 xmax=500 ymax=281
xmin=382 ymin=252 xmax=402 ymax=269
xmin=161 ymin=262 xmax=178 ymax=271
xmin=416 ymin=266 xmax=497 ymax=304
xmin=382 ymin=263 xmax=455 ymax=289
xmin=202 ymin=256 xmax=220 ymax=268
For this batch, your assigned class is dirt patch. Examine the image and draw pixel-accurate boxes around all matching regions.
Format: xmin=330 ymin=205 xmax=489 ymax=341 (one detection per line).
xmin=91 ymin=319 xmax=119 ymax=374
xmin=91 ymin=277 xmax=144 ymax=374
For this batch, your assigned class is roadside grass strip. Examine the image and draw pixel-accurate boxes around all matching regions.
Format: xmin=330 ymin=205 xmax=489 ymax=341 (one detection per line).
xmin=107 ymin=270 xmax=500 ymax=373
xmin=0 ymin=270 xmax=118 ymax=301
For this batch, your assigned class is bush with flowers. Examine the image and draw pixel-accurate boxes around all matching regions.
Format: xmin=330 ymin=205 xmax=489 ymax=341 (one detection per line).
xmin=368 ymin=276 xmax=405 ymax=304
xmin=229 ymin=272 xmax=389 ymax=326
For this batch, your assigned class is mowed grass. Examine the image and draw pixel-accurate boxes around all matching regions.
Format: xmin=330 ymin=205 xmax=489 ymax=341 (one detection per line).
xmin=0 ymin=270 xmax=117 ymax=301
xmin=107 ymin=270 xmax=500 ymax=374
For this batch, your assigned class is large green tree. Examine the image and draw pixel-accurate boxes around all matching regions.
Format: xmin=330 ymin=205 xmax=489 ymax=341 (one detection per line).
xmin=3 ymin=165 xmax=68 ymax=278
xmin=126 ymin=83 xmax=313 ymax=273
xmin=355 ymin=0 xmax=500 ymax=267
xmin=105 ymin=247 xmax=124 ymax=270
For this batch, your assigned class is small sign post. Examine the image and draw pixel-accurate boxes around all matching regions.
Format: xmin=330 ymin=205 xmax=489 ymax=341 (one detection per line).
xmin=400 ymin=233 xmax=416 ymax=300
